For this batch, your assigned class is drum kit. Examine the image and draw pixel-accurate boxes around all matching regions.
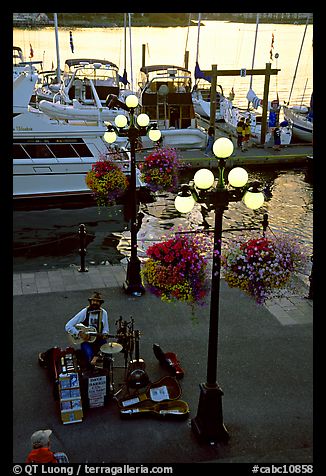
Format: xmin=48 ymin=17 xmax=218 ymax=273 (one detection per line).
xmin=92 ymin=316 xmax=139 ymax=397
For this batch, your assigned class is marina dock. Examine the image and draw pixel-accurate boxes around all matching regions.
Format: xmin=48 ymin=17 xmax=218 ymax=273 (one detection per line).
xmin=138 ymin=132 xmax=313 ymax=169
xmin=176 ymin=143 xmax=313 ymax=169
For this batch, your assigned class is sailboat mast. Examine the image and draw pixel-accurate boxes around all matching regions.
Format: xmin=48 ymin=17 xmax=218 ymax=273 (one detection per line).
xmin=53 ymin=13 xmax=61 ymax=84
xmin=195 ymin=13 xmax=201 ymax=64
xmin=287 ymin=14 xmax=311 ymax=105
xmin=124 ymin=13 xmax=127 ymax=74
xmin=184 ymin=13 xmax=191 ymax=68
xmin=249 ymin=13 xmax=260 ymax=91
xmin=128 ymin=13 xmax=133 ymax=92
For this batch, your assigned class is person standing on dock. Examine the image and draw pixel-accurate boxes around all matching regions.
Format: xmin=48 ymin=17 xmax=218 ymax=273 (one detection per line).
xmin=204 ymin=126 xmax=215 ymax=156
xmin=242 ymin=118 xmax=251 ymax=151
xmin=236 ymin=117 xmax=245 ymax=148
xmin=273 ymin=126 xmax=281 ymax=151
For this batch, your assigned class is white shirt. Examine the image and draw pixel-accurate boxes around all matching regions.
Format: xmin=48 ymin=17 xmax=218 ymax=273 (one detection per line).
xmin=65 ymin=307 xmax=109 ymax=337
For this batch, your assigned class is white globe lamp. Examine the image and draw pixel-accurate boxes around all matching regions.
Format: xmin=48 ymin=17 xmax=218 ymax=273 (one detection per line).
xmin=126 ymin=94 xmax=138 ymax=109
xmin=148 ymin=129 xmax=161 ymax=142
xmin=104 ymin=130 xmax=117 ymax=144
xmin=228 ymin=167 xmax=248 ymax=188
xmin=213 ymin=137 xmax=234 ymax=158
xmin=194 ymin=169 xmax=215 ymax=190
xmin=115 ymin=114 xmax=128 ymax=128
xmin=137 ymin=113 xmax=150 ymax=127
xmin=243 ymin=191 xmax=265 ymax=210
xmin=175 ymin=194 xmax=195 ymax=213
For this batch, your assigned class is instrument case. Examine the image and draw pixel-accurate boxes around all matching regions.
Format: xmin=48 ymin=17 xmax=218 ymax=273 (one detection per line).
xmin=117 ymin=375 xmax=189 ymax=419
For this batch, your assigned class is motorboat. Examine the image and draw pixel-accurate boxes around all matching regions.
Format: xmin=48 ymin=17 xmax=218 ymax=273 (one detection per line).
xmin=35 ymin=58 xmax=133 ymax=123
xmin=137 ymin=65 xmax=206 ymax=149
xmin=35 ymin=58 xmax=131 ymax=106
xmin=13 ymin=69 xmax=129 ymax=201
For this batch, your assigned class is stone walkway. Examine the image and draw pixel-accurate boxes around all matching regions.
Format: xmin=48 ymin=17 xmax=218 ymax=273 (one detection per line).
xmin=13 ymin=264 xmax=313 ymax=326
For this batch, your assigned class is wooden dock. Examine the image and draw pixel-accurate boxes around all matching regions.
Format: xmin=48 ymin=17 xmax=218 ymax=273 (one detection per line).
xmin=176 ymin=143 xmax=313 ymax=169
xmin=138 ymin=139 xmax=313 ymax=169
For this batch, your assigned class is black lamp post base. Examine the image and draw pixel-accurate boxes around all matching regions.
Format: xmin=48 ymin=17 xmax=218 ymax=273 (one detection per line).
xmin=191 ymin=383 xmax=230 ymax=444
xmin=123 ymin=258 xmax=145 ymax=296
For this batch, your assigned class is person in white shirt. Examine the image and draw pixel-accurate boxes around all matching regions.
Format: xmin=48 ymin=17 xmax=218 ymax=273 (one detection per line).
xmin=65 ymin=291 xmax=109 ymax=365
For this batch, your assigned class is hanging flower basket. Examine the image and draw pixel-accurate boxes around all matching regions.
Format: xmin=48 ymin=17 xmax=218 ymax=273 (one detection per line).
xmin=221 ymin=234 xmax=309 ymax=304
xmin=139 ymin=147 xmax=181 ymax=192
xmin=85 ymin=155 xmax=128 ymax=207
xmin=141 ymin=233 xmax=209 ymax=306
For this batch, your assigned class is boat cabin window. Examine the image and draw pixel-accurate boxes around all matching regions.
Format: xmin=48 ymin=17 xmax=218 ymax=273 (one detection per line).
xmin=68 ymin=84 xmax=119 ymax=102
xmin=48 ymin=144 xmax=79 ymax=158
xmin=13 ymin=144 xmax=30 ymax=159
xmin=72 ymin=143 xmax=93 ymax=157
xmin=13 ymin=139 xmax=93 ymax=159
xmin=23 ymin=144 xmax=55 ymax=159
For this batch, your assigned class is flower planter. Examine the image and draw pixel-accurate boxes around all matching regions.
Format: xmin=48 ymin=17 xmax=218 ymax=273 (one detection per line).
xmin=85 ymin=155 xmax=128 ymax=207
xmin=139 ymin=147 xmax=181 ymax=193
xmin=221 ymin=234 xmax=308 ymax=304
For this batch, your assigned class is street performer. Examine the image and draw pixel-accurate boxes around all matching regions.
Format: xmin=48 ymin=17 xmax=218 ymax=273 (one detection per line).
xmin=65 ymin=291 xmax=109 ymax=365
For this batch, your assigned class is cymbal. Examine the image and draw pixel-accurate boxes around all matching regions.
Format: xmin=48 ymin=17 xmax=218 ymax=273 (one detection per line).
xmin=100 ymin=342 xmax=123 ymax=354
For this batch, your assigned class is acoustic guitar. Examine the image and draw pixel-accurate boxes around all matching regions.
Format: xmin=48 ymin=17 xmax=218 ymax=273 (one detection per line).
xmin=67 ymin=323 xmax=111 ymax=345
xmin=126 ymin=330 xmax=149 ymax=389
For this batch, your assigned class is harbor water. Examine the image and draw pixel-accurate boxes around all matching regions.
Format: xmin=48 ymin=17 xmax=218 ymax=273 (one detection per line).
xmin=13 ymin=19 xmax=313 ymax=106
xmin=13 ymin=19 xmax=313 ymax=278
xmin=13 ymin=165 xmax=313 ymax=280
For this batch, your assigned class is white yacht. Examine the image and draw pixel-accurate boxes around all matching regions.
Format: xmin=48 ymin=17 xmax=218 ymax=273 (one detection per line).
xmin=13 ymin=70 xmax=129 ymax=201
xmin=35 ymin=58 xmax=133 ymax=123
xmin=137 ymin=65 xmax=206 ymax=149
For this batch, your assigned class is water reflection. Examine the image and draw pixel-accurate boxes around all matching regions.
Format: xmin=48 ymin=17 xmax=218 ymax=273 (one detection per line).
xmin=118 ymin=168 xmax=313 ymax=264
xmin=13 ymin=168 xmax=313 ymax=277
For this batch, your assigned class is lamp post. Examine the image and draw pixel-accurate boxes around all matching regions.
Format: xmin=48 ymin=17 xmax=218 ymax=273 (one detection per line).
xmin=105 ymin=94 xmax=161 ymax=296
xmin=174 ymin=137 xmax=264 ymax=444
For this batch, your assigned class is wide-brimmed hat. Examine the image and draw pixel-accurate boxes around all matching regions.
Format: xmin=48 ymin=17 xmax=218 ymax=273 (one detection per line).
xmin=88 ymin=291 xmax=104 ymax=304
xmin=31 ymin=429 xmax=52 ymax=448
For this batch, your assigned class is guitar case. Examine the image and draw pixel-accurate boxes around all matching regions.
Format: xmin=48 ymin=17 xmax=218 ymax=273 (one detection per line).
xmin=153 ymin=343 xmax=184 ymax=379
xmin=117 ymin=376 xmax=189 ymax=420
xmin=119 ymin=399 xmax=189 ymax=419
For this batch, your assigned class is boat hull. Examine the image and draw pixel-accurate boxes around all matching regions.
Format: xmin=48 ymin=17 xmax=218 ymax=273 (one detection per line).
xmin=283 ymin=106 xmax=313 ymax=143
xmin=192 ymin=95 xmax=224 ymax=122
xmin=13 ymin=111 xmax=129 ymax=199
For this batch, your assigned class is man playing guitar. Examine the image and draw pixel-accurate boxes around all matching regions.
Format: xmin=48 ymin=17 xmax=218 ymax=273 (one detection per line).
xmin=65 ymin=291 xmax=109 ymax=365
